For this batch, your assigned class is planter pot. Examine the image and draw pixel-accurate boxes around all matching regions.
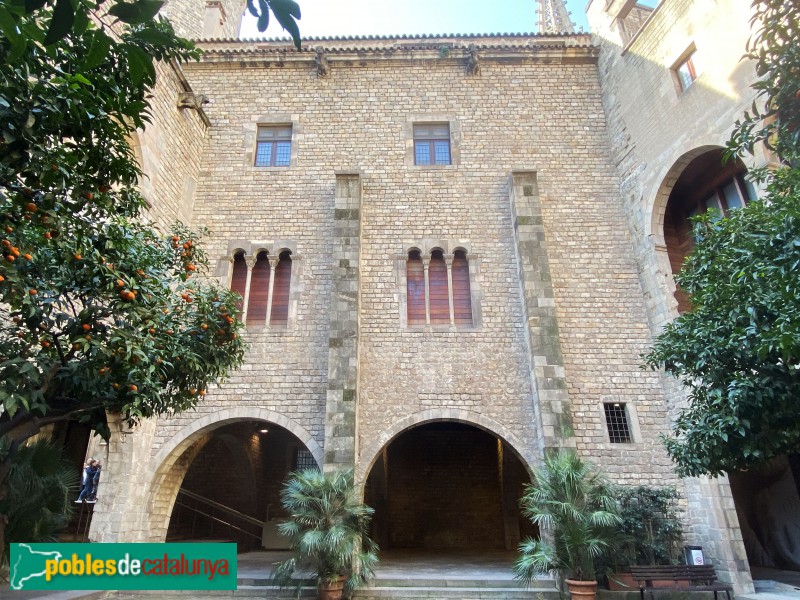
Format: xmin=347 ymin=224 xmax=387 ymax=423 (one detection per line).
xmin=565 ymin=578 xmax=598 ymax=600
xmin=608 ymin=571 xmax=636 ymax=591
xmin=318 ymin=576 xmax=345 ymax=600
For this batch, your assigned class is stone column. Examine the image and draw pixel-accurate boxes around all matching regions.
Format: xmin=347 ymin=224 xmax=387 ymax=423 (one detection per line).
xmin=241 ymin=255 xmax=256 ymax=323
xmin=264 ymin=255 xmax=279 ymax=328
xmin=444 ymin=253 xmax=456 ymax=327
xmin=508 ymin=171 xmax=574 ymax=454
xmin=323 ymin=173 xmax=362 ymax=470
xmin=421 ymin=254 xmax=431 ymax=325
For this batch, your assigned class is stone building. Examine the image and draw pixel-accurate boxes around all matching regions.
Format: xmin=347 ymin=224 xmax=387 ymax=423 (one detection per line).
xmin=81 ymin=0 xmax=795 ymax=593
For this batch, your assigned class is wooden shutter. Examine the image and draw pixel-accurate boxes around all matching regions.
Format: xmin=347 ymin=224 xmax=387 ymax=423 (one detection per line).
xmin=230 ymin=253 xmax=248 ymax=313
xmin=270 ymin=251 xmax=292 ymax=325
xmin=406 ymin=251 xmax=425 ymax=325
xmin=247 ymin=251 xmax=270 ymax=325
xmin=429 ymin=250 xmax=449 ymax=324
xmin=452 ymin=250 xmax=473 ymax=326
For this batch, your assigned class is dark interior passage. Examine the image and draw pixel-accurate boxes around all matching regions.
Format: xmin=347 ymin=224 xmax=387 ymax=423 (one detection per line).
xmin=364 ymin=422 xmax=536 ymax=551
xmin=167 ymin=421 xmax=316 ymax=551
xmin=730 ymin=455 xmax=800 ymax=572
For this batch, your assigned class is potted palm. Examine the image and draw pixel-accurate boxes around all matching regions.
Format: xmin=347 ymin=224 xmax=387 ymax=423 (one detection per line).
xmin=273 ymin=468 xmax=379 ymax=600
xmin=514 ymin=450 xmax=621 ymax=600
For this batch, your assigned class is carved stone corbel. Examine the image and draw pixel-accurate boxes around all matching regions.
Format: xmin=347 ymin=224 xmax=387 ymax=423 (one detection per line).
xmin=315 ymin=48 xmax=330 ymax=78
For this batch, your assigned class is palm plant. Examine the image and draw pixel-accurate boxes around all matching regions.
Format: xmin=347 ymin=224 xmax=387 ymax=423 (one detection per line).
xmin=514 ymin=450 xmax=621 ymax=588
xmin=273 ymin=468 xmax=378 ymax=600
xmin=0 ymin=437 xmax=77 ymax=571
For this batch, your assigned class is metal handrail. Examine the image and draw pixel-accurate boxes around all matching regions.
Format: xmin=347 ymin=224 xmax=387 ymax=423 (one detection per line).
xmin=173 ymin=501 xmax=262 ymax=541
xmin=177 ymin=488 xmax=264 ymax=528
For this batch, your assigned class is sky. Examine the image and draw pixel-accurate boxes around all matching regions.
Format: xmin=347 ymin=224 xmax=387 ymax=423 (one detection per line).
xmin=239 ymin=0 xmax=597 ymax=40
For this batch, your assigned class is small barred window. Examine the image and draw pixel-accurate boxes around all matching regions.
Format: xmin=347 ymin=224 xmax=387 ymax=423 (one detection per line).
xmin=604 ymin=403 xmax=632 ymax=443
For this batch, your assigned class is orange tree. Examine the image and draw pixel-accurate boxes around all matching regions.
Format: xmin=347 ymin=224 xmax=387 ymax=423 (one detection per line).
xmin=0 ymin=0 xmax=258 ymax=559
xmin=0 ymin=0 xmax=302 ymax=557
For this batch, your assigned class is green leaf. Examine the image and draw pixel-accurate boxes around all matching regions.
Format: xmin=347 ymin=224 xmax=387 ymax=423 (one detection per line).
xmin=23 ymin=0 xmax=48 ymax=13
xmin=82 ymin=29 xmax=112 ymax=70
xmin=271 ymin=0 xmax=300 ymax=20
xmin=108 ymin=0 xmax=163 ymax=24
xmin=271 ymin=3 xmax=300 ymax=49
xmin=124 ymin=43 xmax=156 ymax=86
xmin=43 ymin=0 xmax=75 ymax=45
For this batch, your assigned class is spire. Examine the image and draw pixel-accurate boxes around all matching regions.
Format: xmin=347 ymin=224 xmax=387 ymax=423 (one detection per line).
xmin=537 ymin=0 xmax=575 ymax=34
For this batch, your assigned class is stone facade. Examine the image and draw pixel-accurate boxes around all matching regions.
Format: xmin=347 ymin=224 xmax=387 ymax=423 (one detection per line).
xmin=87 ymin=0 xmax=763 ymax=594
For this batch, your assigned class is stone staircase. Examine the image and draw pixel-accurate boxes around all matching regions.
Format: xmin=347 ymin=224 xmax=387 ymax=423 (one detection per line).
xmin=105 ymin=573 xmax=558 ymax=599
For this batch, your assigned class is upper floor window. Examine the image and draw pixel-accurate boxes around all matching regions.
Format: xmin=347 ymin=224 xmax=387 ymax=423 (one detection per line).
xmin=672 ymin=47 xmax=700 ymax=94
xmin=255 ymin=125 xmax=292 ymax=167
xmin=414 ymin=123 xmax=451 ymax=166
xmin=229 ymin=249 xmax=292 ymax=327
xmin=406 ymin=248 xmax=473 ymax=327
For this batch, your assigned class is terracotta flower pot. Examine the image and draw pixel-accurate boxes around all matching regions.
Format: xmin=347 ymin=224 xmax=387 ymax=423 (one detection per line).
xmin=318 ymin=576 xmax=345 ymax=600
xmin=565 ymin=578 xmax=598 ymax=600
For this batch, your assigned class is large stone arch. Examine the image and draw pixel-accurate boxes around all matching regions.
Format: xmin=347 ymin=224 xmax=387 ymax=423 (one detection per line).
xmin=357 ymin=408 xmax=535 ymax=484
xmin=647 ymin=141 xmax=727 ymax=246
xmin=144 ymin=407 xmax=323 ymax=541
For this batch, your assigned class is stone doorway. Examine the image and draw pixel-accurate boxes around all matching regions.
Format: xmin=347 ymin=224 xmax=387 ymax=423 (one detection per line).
xmin=165 ymin=420 xmax=317 ymax=551
xmin=363 ymin=422 xmax=536 ymax=552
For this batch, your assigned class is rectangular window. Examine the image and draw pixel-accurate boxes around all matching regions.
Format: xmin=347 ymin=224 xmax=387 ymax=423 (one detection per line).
xmin=674 ymin=52 xmax=697 ymax=92
xmin=255 ymin=125 xmax=292 ymax=167
xmin=414 ymin=123 xmax=451 ymax=165
xmin=604 ymin=402 xmax=632 ymax=443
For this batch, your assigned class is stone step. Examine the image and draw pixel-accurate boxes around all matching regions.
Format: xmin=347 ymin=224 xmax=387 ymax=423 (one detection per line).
xmin=353 ymin=586 xmax=560 ymax=599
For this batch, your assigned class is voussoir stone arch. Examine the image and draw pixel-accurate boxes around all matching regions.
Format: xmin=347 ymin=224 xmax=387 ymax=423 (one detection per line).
xmin=144 ymin=407 xmax=323 ymax=541
xmin=356 ymin=408 xmax=535 ymax=484
xmin=647 ymin=140 xmax=727 ymax=246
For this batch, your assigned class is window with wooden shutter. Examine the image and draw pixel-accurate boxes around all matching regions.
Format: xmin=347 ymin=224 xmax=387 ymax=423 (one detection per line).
xmin=270 ymin=250 xmax=292 ymax=326
xmin=407 ymin=250 xmax=425 ymax=326
xmin=247 ymin=251 xmax=270 ymax=326
xmin=230 ymin=252 xmax=248 ymax=313
xmin=428 ymin=249 xmax=449 ymax=325
xmin=452 ymin=250 xmax=473 ymax=326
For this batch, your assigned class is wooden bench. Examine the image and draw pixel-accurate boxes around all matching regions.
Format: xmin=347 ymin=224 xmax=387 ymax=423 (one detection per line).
xmin=629 ymin=565 xmax=733 ymax=600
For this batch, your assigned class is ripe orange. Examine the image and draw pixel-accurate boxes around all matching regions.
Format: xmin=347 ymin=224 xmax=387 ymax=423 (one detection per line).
xmin=0 ymin=275 xmax=4 ymax=282
xmin=40 ymin=340 xmax=50 ymax=348
xmin=73 ymin=253 xmax=82 ymax=260
xmin=24 ymin=202 xmax=37 ymax=212
xmin=186 ymin=264 xmax=196 ymax=272
xmin=116 ymin=279 xmax=125 ymax=288
xmin=44 ymin=232 xmax=51 ymax=239
xmin=129 ymin=384 xmax=138 ymax=392
xmin=199 ymin=389 xmax=206 ymax=396
xmin=82 ymin=191 xmax=94 ymax=201
xmin=6 ymin=255 xmax=14 ymax=262
xmin=82 ymin=324 xmax=91 ymax=331
xmin=23 ymin=253 xmax=31 ymax=260
xmin=148 ymin=328 xmax=156 ymax=334
xmin=29 ymin=288 xmax=37 ymax=295
xmin=201 ymin=324 xmax=208 ymax=330
xmin=4 ymin=225 xmax=11 ymax=233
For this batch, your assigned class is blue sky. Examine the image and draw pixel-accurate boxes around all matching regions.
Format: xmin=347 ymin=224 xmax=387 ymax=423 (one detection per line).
xmin=239 ymin=0 xmax=596 ymax=40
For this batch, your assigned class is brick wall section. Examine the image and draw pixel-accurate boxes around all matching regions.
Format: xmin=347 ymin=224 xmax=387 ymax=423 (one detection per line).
xmin=179 ymin=37 xmax=680 ymax=488
xmin=136 ymin=61 xmax=208 ymax=231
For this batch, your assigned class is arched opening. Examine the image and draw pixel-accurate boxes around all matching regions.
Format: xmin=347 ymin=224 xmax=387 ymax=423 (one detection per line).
xmin=661 ymin=148 xmax=756 ymax=312
xmin=165 ymin=420 xmax=318 ymax=551
xmin=363 ymin=422 xmax=536 ymax=555
xmin=729 ymin=456 xmax=800 ymax=577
